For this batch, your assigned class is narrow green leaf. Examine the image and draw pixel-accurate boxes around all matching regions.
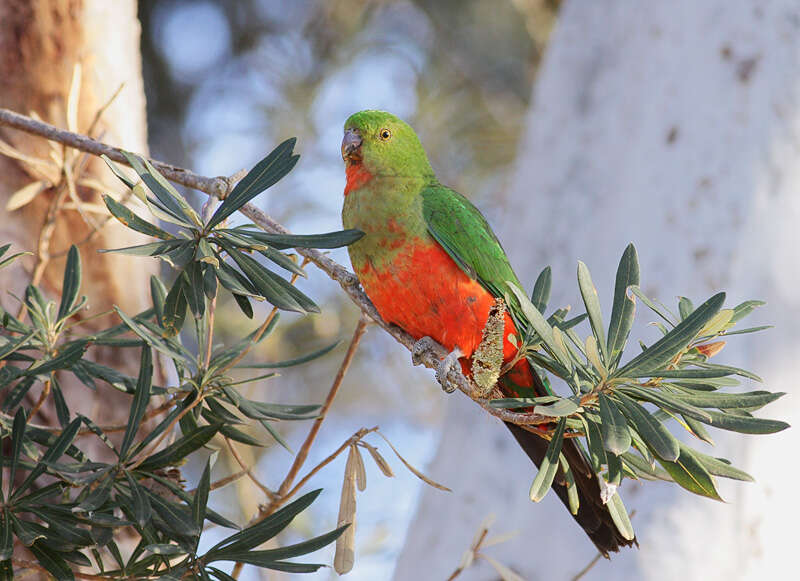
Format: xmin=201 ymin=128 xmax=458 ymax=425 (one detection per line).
xmin=0 ymin=250 xmax=32 ymax=270
xmin=682 ymin=414 xmax=714 ymax=444
xmin=219 ymin=424 xmax=263 ymax=447
xmin=557 ymin=454 xmax=579 ymax=514
xmin=678 ymin=296 xmax=694 ymax=320
xmin=150 ymin=276 xmax=167 ymax=328
xmin=215 ymin=261 xmax=259 ymax=297
xmin=119 ymin=347 xmax=153 ymax=459
xmin=638 ymin=367 xmax=737 ymax=379
xmin=28 ymin=543 xmax=75 ymax=581
xmin=606 ymin=491 xmax=635 ymax=540
xmin=606 ymin=244 xmax=639 ymax=366
xmin=13 ymin=417 xmax=81 ymax=500
xmin=490 ymin=396 xmax=560 ymax=409
xmin=629 ymin=285 xmax=678 ymax=326
xmin=206 ymin=489 xmax=324 ymax=556
xmin=183 ymin=262 xmax=206 ymax=319
xmin=145 ymin=544 xmax=186 ymax=555
xmin=691 ymin=450 xmax=754 ymax=482
xmin=202 ymin=262 xmax=219 ymax=300
xmin=530 ymin=266 xmax=552 ymax=313
xmin=577 ymin=261 xmax=608 ymax=363
xmin=225 ymin=245 xmax=318 ymax=313
xmin=614 ymin=292 xmax=726 ymax=378
xmin=207 ymin=139 xmax=299 ymax=230
xmin=693 ymin=362 xmax=762 ymax=382
xmin=75 ymin=470 xmax=116 ymax=512
xmin=241 ymin=341 xmax=339 ymax=369
xmin=0 ymin=510 xmax=12 ymax=560
xmin=730 ymin=299 xmax=765 ymax=323
xmin=258 ymin=246 xmax=306 ymax=277
xmin=8 ymin=408 xmax=26 ymax=499
xmin=597 ymin=393 xmax=631 ymax=455
xmin=209 ymin=525 xmax=347 ymax=566
xmin=102 ymin=194 xmax=174 ymax=240
xmin=615 ymin=393 xmax=680 ymax=462
xmin=667 ymin=390 xmax=784 ymax=410
xmin=135 ymin=424 xmax=221 ymax=472
xmin=23 ymin=340 xmax=88 ymax=377
xmin=123 ymin=471 xmax=152 ymax=527
xmin=193 ymin=461 xmax=211 ymax=529
xmin=580 ymin=416 xmax=607 ymax=472
xmin=98 ymin=239 xmax=186 ymax=256
xmin=534 ymin=397 xmax=580 ymax=417
xmin=230 ymin=228 xmax=364 ymax=249
xmin=162 ymin=275 xmax=188 ymax=336
xmin=529 ymin=417 xmax=566 ymax=502
xmin=657 ymin=443 xmax=722 ymax=500
xmin=50 ymin=376 xmax=70 ymax=427
xmin=720 ymin=325 xmax=772 ymax=336
xmin=121 ymin=151 xmax=202 ymax=227
xmin=114 ymin=308 xmax=188 ymax=362
xmin=508 ymin=284 xmax=572 ymax=371
xmin=57 ymin=245 xmax=82 ymax=322
xmin=619 ymin=385 xmax=712 ymax=421
xmin=234 ymin=293 xmax=254 ymax=318
xmin=145 ymin=489 xmax=199 ymax=536
xmin=696 ymin=409 xmax=790 ymax=434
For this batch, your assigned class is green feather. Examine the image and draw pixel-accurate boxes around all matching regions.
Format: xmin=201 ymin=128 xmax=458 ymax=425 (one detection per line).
xmin=421 ymin=185 xmax=523 ymax=309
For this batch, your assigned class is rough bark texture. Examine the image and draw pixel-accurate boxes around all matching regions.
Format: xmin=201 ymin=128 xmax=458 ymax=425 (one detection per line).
xmin=0 ymin=0 xmax=154 ymax=423
xmin=395 ymin=1 xmax=800 ymax=579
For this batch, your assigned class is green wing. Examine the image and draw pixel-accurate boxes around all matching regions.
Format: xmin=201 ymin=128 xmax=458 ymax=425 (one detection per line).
xmin=421 ymin=184 xmax=522 ymax=302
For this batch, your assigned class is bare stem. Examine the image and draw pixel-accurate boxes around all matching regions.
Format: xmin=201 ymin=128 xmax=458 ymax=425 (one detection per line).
xmin=277 ymin=315 xmax=368 ymax=498
xmin=224 ymin=436 xmax=277 ymax=501
xmin=0 ymin=106 xmax=551 ymax=428
xmin=28 ymin=379 xmax=51 ymax=419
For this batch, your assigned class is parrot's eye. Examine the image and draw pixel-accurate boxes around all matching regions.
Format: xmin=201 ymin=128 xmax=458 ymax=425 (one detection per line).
xmin=379 ymin=128 xmax=392 ymax=141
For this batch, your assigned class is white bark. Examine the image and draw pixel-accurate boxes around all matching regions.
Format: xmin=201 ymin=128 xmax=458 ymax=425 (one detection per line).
xmin=395 ymin=1 xmax=800 ymax=579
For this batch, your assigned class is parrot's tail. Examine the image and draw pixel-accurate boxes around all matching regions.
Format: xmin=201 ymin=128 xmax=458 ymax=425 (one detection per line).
xmin=500 ymin=358 xmax=637 ymax=557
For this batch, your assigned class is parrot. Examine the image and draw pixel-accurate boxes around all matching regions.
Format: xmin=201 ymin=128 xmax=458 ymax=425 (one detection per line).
xmin=340 ymin=110 xmax=635 ymax=556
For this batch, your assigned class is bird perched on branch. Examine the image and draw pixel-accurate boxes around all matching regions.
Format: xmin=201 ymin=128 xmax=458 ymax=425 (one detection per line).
xmin=340 ymin=109 xmax=636 ymax=556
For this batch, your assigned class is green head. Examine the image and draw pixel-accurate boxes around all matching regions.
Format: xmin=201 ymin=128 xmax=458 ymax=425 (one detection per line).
xmin=342 ymin=110 xmax=434 ymax=178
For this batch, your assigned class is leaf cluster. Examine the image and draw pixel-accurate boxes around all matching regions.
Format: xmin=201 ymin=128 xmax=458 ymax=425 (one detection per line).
xmin=496 ymin=244 xmax=788 ymax=540
xmin=0 ymin=142 xmax=364 ymax=578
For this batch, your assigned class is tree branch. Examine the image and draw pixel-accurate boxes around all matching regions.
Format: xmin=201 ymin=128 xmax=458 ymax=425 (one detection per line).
xmin=0 ymin=106 xmax=552 ymax=428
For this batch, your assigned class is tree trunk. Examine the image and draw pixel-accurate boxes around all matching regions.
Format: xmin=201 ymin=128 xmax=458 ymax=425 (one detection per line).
xmin=0 ymin=0 xmax=154 ymax=427
xmin=395 ymin=1 xmax=800 ymax=579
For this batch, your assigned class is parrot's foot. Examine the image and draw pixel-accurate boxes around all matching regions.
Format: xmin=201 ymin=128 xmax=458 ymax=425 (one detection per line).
xmin=411 ymin=337 xmax=463 ymax=393
xmin=411 ymin=336 xmax=438 ymax=366
xmin=435 ymin=346 xmax=464 ymax=394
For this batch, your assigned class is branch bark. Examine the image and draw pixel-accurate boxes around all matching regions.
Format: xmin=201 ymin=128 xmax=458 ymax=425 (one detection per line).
xmin=0 ymin=106 xmax=553 ymax=429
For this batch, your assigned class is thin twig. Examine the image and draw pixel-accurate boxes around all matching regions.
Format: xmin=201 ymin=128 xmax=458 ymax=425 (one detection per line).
xmin=283 ymin=427 xmax=378 ymax=505
xmin=12 ymin=558 xmax=115 ymax=580
xmin=276 ymin=316 xmax=368 ymax=498
xmin=0 ymin=106 xmax=552 ymax=428
xmin=187 ymin=468 xmax=248 ymax=494
xmin=28 ymin=378 xmax=51 ymax=419
xmin=224 ymin=436 xmax=277 ymax=501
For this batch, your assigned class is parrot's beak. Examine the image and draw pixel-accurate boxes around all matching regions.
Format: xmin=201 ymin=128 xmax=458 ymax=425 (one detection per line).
xmin=341 ymin=128 xmax=362 ymax=162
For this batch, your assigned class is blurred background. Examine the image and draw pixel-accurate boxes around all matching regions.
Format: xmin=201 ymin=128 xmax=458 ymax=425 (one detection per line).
xmin=136 ymin=0 xmax=558 ymax=579
xmin=136 ymin=0 xmax=800 ymax=579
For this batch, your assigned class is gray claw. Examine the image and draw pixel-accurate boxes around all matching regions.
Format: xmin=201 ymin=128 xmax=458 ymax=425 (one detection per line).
xmin=412 ymin=336 xmax=438 ymax=366
xmin=435 ymin=347 xmax=464 ymax=394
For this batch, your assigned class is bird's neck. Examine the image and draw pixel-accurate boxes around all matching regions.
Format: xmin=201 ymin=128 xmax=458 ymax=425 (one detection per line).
xmin=344 ymin=162 xmax=373 ymax=196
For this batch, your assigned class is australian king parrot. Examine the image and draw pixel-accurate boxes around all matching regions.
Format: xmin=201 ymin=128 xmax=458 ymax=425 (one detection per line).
xmin=340 ymin=110 xmax=635 ymax=555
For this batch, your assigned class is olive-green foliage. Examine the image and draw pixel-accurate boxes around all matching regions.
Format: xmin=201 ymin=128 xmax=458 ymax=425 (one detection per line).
xmin=0 ymin=141 xmax=362 ymax=579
